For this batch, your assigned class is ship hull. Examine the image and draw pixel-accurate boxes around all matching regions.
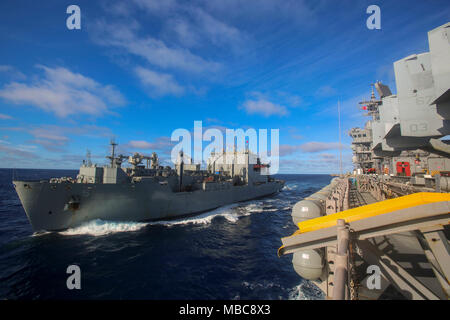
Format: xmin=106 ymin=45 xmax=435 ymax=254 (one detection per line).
xmin=13 ymin=179 xmax=284 ymax=232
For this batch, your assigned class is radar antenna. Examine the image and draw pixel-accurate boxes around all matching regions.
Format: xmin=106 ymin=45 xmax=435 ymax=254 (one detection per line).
xmin=86 ymin=149 xmax=92 ymax=167
xmin=106 ymin=138 xmax=119 ymax=168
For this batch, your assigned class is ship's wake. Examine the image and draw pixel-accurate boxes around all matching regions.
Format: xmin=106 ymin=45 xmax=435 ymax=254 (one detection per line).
xmin=57 ymin=200 xmax=275 ymax=236
xmin=288 ymin=280 xmax=325 ymax=300
xmin=148 ymin=203 xmax=241 ymax=226
xmin=59 ymin=219 xmax=148 ymax=236
xmin=148 ymin=200 xmax=272 ymax=226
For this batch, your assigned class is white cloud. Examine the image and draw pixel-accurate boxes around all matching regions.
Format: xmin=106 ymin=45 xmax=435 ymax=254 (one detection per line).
xmin=1 ymin=125 xmax=113 ymax=152
xmin=319 ymin=153 xmax=336 ymax=160
xmin=181 ymin=7 xmax=244 ymax=52
xmin=92 ymin=20 xmax=221 ymax=74
xmin=0 ymin=66 xmax=126 ymax=118
xmin=130 ymin=1 xmax=245 ymax=50
xmin=315 ymin=85 xmax=337 ymax=98
xmin=128 ymin=140 xmax=153 ymax=149
xmin=0 ymin=113 xmax=12 ymax=120
xmin=0 ymin=141 xmax=37 ymax=158
xmin=0 ymin=65 xmax=26 ymax=79
xmin=279 ymin=144 xmax=302 ymax=156
xmin=132 ymin=0 xmax=177 ymax=13
xmin=242 ymin=91 xmax=304 ymax=116
xmin=203 ymin=0 xmax=320 ymax=27
xmin=0 ymin=65 xmax=13 ymax=72
xmin=299 ymin=142 xmax=345 ymax=153
xmin=286 ymin=127 xmax=303 ymax=140
xmin=273 ymin=91 xmax=304 ymax=108
xmin=132 ymin=0 xmax=320 ymax=27
xmin=126 ymin=137 xmax=173 ymax=154
xmin=29 ymin=127 xmax=70 ymax=152
xmin=168 ymin=18 xmax=200 ymax=48
xmin=240 ymin=99 xmax=288 ymax=117
xmin=279 ymin=155 xmax=352 ymax=174
xmin=134 ymin=67 xmax=185 ymax=96
xmin=279 ymin=143 xmax=347 ymax=156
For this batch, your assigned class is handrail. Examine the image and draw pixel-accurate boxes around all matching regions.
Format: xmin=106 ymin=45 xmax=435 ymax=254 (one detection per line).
xmin=279 ymin=192 xmax=450 ymax=257
xmin=292 ymin=192 xmax=450 ymax=235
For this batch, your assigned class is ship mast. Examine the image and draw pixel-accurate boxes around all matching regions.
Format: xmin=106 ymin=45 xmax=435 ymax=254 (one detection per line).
xmin=86 ymin=149 xmax=92 ymax=167
xmin=107 ymin=139 xmax=118 ymax=168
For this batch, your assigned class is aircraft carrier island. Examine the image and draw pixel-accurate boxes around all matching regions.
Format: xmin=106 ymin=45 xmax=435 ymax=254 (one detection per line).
xmin=280 ymin=22 xmax=450 ymax=300
xmin=13 ymin=144 xmax=284 ymax=232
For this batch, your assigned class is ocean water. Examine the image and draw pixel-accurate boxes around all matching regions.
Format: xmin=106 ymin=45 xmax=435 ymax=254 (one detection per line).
xmin=0 ymin=169 xmax=332 ymax=300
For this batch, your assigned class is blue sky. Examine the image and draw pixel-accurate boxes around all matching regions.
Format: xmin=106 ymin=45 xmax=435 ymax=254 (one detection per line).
xmin=0 ymin=0 xmax=449 ymax=173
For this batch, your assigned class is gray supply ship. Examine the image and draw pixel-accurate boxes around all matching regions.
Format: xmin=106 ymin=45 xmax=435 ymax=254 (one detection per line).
xmin=13 ymin=143 xmax=284 ymax=232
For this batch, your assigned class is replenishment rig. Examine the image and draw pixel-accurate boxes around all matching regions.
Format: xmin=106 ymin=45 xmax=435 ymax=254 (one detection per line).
xmin=279 ymin=22 xmax=450 ymax=300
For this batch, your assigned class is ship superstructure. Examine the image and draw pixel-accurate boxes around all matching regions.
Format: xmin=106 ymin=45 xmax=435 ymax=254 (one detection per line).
xmin=350 ymin=22 xmax=450 ymax=179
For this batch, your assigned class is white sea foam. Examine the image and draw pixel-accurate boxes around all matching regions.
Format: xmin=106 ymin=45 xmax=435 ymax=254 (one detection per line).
xmin=153 ymin=199 xmax=279 ymax=227
xmin=59 ymin=219 xmax=148 ymax=236
xmin=56 ymin=200 xmax=273 ymax=236
xmin=282 ymin=183 xmax=298 ymax=191
xmin=241 ymin=203 xmax=265 ymax=213
xmin=148 ymin=203 xmax=241 ymax=226
xmin=32 ymin=231 xmax=51 ymax=237
xmin=288 ymin=281 xmax=325 ymax=300
xmin=242 ymin=280 xmax=279 ymax=291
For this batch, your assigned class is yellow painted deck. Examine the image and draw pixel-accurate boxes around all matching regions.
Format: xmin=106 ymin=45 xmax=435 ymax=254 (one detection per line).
xmin=291 ymin=192 xmax=450 ymax=236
